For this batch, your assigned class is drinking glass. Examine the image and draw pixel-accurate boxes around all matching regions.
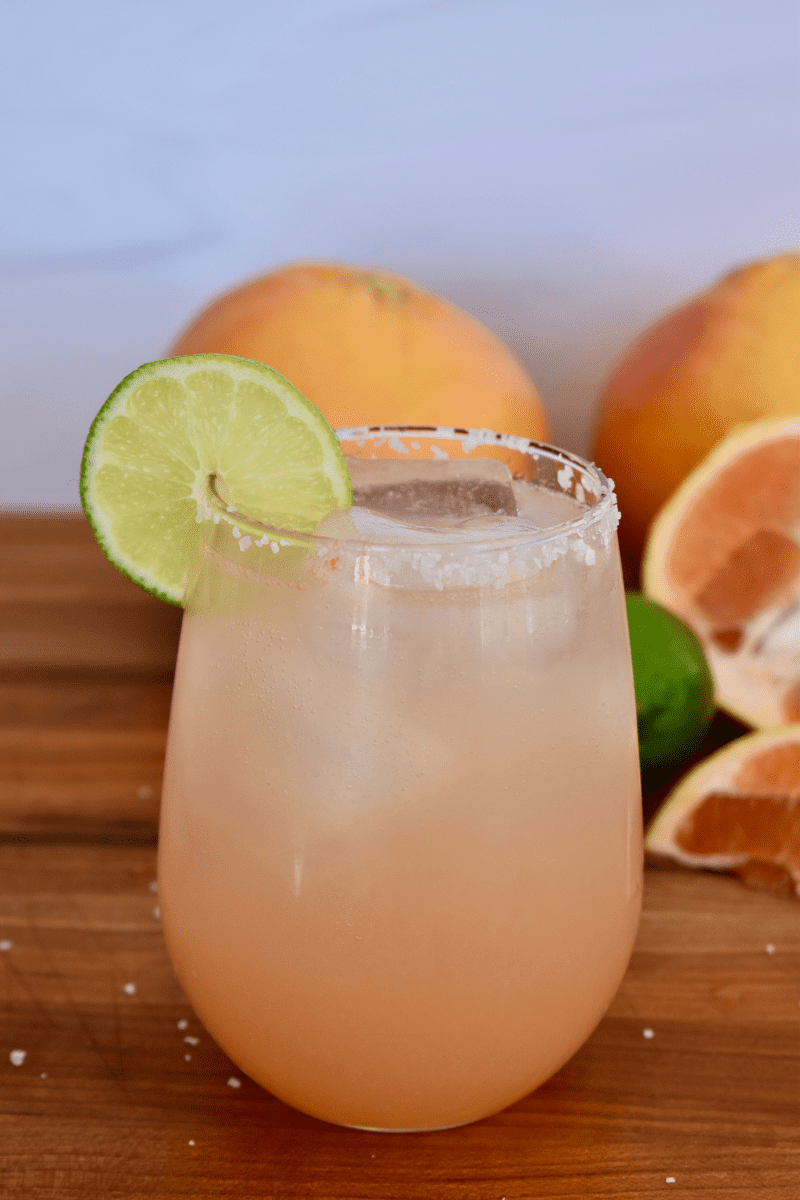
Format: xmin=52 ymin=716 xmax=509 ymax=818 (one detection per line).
xmin=158 ymin=427 xmax=642 ymax=1131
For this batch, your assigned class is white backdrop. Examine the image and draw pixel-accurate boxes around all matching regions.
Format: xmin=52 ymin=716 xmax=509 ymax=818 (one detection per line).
xmin=1 ymin=0 xmax=798 ymax=510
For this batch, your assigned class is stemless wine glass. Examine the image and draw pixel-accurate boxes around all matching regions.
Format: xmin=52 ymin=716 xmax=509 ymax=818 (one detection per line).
xmin=158 ymin=427 xmax=643 ymax=1132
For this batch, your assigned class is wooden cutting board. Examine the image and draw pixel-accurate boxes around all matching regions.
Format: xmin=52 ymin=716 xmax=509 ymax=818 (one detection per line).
xmin=1 ymin=516 xmax=798 ymax=1199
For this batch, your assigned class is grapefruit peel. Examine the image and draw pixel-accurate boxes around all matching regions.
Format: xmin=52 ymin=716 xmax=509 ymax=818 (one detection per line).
xmin=645 ymin=725 xmax=800 ymax=897
xmin=168 ymin=261 xmax=551 ymax=441
xmin=643 ymin=416 xmax=800 ymax=729
xmin=591 ymin=252 xmax=800 ymax=560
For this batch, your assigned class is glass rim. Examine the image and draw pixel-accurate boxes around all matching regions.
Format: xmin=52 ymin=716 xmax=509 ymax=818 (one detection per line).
xmin=205 ymin=425 xmax=618 ymax=552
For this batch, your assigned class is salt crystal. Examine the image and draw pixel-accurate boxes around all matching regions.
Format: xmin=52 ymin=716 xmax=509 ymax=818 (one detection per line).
xmin=40 ymin=1072 xmax=47 ymax=1078
xmin=148 ymin=880 xmax=158 ymax=893
xmin=0 ymin=940 xmax=12 ymax=951
xmin=177 ymin=1019 xmax=188 ymax=1030
xmin=152 ymin=906 xmax=160 ymax=920
xmin=227 ymin=1076 xmax=241 ymax=1089
xmin=642 ymin=1028 xmax=655 ymax=1039
xmin=123 ymin=982 xmax=137 ymax=995
xmin=557 ymin=463 xmax=573 ymax=491
xmin=666 ymin=1178 xmax=676 ymax=1184
xmin=9 ymin=1050 xmax=25 ymax=1066
xmin=238 ymin=535 xmax=252 ymax=552
xmin=765 ymin=943 xmax=776 ymax=955
xmin=188 ymin=1140 xmax=195 ymax=1146
xmin=184 ymin=1036 xmax=199 ymax=1045
xmin=184 ymin=1054 xmax=191 ymax=1061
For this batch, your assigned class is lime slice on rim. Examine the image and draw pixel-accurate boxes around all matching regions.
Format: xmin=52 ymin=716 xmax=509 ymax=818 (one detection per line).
xmin=80 ymin=353 xmax=352 ymax=605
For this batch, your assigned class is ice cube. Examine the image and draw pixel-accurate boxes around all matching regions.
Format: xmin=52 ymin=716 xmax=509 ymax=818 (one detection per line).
xmin=457 ymin=514 xmax=544 ymax=536
xmin=315 ymin=506 xmax=452 ymax=544
xmin=341 ymin=507 xmax=544 ymax=545
xmin=345 ymin=456 xmax=518 ymax=523
xmin=347 ymin=508 xmax=460 ymax=543
xmin=514 ymin=482 xmax=587 ymax=529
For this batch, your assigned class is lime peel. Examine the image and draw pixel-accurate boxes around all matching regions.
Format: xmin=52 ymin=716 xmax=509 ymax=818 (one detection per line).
xmin=626 ymin=591 xmax=716 ymax=776
xmin=80 ymin=354 xmax=352 ymax=605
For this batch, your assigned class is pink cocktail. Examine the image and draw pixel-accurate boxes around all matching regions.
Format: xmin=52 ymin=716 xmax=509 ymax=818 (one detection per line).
xmin=158 ymin=427 xmax=642 ymax=1130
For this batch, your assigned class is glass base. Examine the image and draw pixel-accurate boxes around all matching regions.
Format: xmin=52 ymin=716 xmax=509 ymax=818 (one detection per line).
xmin=342 ymin=1117 xmax=484 ymax=1133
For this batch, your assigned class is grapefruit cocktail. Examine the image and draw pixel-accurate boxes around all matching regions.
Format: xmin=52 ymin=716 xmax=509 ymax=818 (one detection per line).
xmin=80 ymin=356 xmax=641 ymax=1131
xmin=156 ymin=425 xmax=642 ymax=1130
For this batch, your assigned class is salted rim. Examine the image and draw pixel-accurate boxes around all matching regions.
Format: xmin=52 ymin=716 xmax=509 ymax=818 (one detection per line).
xmin=203 ymin=425 xmax=619 ymax=553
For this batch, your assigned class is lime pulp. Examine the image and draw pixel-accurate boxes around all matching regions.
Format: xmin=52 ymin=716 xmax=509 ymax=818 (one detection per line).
xmin=80 ymin=353 xmax=353 ymax=605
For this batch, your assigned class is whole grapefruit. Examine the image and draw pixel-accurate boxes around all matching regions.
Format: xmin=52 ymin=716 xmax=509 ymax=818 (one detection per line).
xmin=169 ymin=262 xmax=550 ymax=440
xmin=591 ymin=252 xmax=800 ymax=565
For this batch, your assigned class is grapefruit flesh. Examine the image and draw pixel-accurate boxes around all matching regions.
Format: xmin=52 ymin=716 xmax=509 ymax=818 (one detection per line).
xmin=645 ymin=726 xmax=800 ymax=897
xmin=592 ymin=252 xmax=800 ymax=563
xmin=643 ymin=417 xmax=800 ymax=729
xmin=169 ymin=262 xmax=550 ymax=441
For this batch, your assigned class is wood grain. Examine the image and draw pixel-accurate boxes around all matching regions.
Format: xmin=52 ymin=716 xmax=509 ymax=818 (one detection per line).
xmin=1 ymin=516 xmax=178 ymax=833
xmin=0 ymin=673 xmax=168 ymax=834
xmin=1 ymin=517 xmax=799 ymax=1198
xmin=0 ymin=516 xmax=181 ymax=673
xmin=0 ymin=849 xmax=797 ymax=1200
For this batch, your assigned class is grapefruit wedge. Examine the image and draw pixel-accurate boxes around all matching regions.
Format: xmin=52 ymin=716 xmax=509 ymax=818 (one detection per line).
xmin=645 ymin=726 xmax=800 ymax=897
xmin=643 ymin=416 xmax=800 ymax=728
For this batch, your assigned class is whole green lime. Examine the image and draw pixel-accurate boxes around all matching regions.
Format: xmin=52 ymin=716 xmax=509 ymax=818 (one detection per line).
xmin=626 ymin=591 xmax=716 ymax=775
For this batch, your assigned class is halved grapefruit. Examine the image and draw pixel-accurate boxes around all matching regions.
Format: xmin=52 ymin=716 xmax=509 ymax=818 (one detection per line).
xmin=643 ymin=416 xmax=800 ymax=729
xmin=645 ymin=726 xmax=800 ymax=897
